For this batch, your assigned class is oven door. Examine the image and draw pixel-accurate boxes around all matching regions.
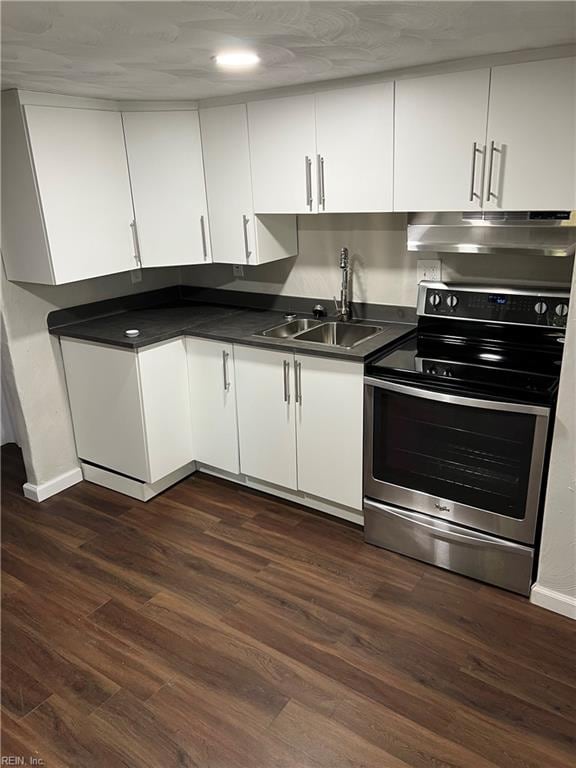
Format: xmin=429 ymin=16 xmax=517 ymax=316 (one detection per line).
xmin=364 ymin=378 xmax=551 ymax=544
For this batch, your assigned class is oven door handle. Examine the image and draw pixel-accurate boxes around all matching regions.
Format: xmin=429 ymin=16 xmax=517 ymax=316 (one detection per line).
xmin=364 ymin=377 xmax=550 ymax=417
xmin=364 ymin=500 xmax=532 ymax=553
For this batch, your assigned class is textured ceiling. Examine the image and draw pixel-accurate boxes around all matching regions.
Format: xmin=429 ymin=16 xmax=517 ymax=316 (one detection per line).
xmin=2 ymin=1 xmax=575 ymax=101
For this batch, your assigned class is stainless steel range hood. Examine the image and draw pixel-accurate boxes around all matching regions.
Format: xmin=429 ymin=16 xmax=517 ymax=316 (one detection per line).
xmin=407 ymin=211 xmax=576 ymax=258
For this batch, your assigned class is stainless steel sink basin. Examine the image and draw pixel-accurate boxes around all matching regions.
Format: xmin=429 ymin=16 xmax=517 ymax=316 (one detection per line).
xmin=255 ymin=318 xmax=322 ymax=339
xmin=294 ymin=322 xmax=383 ymax=348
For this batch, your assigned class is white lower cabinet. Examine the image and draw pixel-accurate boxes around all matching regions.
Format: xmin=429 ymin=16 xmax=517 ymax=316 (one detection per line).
xmin=186 ymin=338 xmax=240 ymax=474
xmin=234 ymin=345 xmax=298 ymax=490
xmin=61 ymin=337 xmax=193 ymax=483
xmin=295 ymin=354 xmax=364 ymax=510
xmin=234 ymin=345 xmax=364 ymax=509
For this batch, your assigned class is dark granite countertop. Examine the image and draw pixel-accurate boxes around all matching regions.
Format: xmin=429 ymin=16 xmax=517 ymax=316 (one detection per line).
xmin=49 ymin=299 xmax=416 ymax=362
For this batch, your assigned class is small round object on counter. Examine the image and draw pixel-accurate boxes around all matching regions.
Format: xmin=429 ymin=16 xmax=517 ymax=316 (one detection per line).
xmin=283 ymin=313 xmax=297 ymax=321
xmin=124 ymin=329 xmax=140 ymax=338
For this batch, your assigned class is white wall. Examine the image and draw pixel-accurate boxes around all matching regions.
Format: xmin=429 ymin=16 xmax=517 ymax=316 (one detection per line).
xmin=1 ymin=265 xmax=180 ymax=488
xmin=532 ymin=263 xmax=576 ymax=619
xmin=182 ymin=214 xmax=574 ymax=305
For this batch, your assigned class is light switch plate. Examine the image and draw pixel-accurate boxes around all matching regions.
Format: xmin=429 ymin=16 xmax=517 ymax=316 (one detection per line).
xmin=232 ymin=265 xmax=244 ymax=278
xmin=417 ymin=259 xmax=442 ymax=284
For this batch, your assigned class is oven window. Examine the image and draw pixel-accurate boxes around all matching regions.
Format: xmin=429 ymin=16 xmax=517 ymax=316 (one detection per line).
xmin=372 ymin=390 xmax=537 ymax=519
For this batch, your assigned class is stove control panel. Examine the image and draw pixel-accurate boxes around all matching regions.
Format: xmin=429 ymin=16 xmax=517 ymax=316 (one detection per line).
xmin=418 ymin=283 xmax=570 ymax=327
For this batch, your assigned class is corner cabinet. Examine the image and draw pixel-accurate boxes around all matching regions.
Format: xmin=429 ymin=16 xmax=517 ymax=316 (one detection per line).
xmin=60 ymin=338 xmax=193 ymax=484
xmin=1 ymin=92 xmax=137 ymax=284
xmin=122 ymin=110 xmax=212 ymax=267
xmin=186 ymin=338 xmax=240 ymax=474
xmin=234 ymin=345 xmax=364 ymax=510
xmin=199 ymin=104 xmax=297 ymax=264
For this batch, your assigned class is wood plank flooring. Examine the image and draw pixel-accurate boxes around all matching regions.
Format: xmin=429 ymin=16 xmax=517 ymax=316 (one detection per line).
xmin=2 ymin=443 xmax=576 ymax=768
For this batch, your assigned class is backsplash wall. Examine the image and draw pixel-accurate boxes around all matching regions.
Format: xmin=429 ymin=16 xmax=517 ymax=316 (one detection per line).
xmin=182 ymin=213 xmax=574 ymax=306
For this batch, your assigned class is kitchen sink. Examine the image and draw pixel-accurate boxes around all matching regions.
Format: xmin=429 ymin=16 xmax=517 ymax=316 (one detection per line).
xmin=255 ymin=318 xmax=322 ymax=338
xmin=294 ymin=322 xmax=383 ymax=348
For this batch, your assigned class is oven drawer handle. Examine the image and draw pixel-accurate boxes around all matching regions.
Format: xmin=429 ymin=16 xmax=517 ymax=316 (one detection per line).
xmin=364 ymin=377 xmax=550 ymax=417
xmin=365 ymin=501 xmax=531 ymax=553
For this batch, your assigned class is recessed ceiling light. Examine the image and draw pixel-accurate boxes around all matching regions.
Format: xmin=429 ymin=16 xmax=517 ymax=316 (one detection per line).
xmin=214 ymin=51 xmax=260 ymax=70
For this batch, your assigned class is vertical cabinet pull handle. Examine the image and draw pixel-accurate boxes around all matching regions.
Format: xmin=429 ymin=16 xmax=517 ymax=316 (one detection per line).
xmin=200 ymin=215 xmax=208 ymax=261
xmin=486 ymin=140 xmax=497 ymax=202
xmin=305 ymin=156 xmax=313 ymax=210
xmin=242 ymin=215 xmax=252 ymax=263
xmin=294 ymin=360 xmax=302 ymax=404
xmin=283 ymin=360 xmax=290 ymax=403
xmin=222 ymin=350 xmax=230 ymax=391
xmin=130 ymin=220 xmax=141 ymax=266
xmin=317 ymin=154 xmax=325 ymax=210
xmin=468 ymin=142 xmax=483 ymax=203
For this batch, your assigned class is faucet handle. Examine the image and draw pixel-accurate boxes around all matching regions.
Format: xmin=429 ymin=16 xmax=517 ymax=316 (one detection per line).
xmin=313 ymin=304 xmax=326 ymax=319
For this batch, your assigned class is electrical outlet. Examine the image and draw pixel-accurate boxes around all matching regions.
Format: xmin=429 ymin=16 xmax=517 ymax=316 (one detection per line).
xmin=232 ymin=265 xmax=244 ymax=278
xmin=417 ymin=259 xmax=442 ymax=284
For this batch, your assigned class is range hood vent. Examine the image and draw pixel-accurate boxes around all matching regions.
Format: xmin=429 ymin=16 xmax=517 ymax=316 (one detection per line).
xmin=407 ymin=211 xmax=576 ymax=258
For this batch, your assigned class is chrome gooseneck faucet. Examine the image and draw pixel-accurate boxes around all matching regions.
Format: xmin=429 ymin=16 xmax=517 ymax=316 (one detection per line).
xmin=334 ymin=247 xmax=351 ymax=321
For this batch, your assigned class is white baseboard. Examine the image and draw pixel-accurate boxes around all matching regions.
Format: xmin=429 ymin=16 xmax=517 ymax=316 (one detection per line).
xmin=198 ymin=463 xmax=364 ymax=526
xmin=81 ymin=461 xmax=197 ymax=501
xmin=530 ymin=584 xmax=576 ymax=620
xmin=23 ymin=466 xmax=83 ymax=502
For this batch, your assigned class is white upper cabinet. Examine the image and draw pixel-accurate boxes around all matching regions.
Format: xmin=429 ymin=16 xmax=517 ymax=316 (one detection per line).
xmin=248 ymin=94 xmax=317 ymax=214
xmin=485 ymin=58 xmax=576 ymax=211
xmin=186 ymin=338 xmax=240 ymax=474
xmin=295 ymin=354 xmax=364 ymax=510
xmin=122 ymin=110 xmax=211 ymax=267
xmin=200 ymin=104 xmax=297 ymax=264
xmin=394 ymin=69 xmax=490 ymax=212
xmin=1 ymin=95 xmax=137 ymax=284
xmin=234 ymin=345 xmax=298 ymax=490
xmin=315 ymin=83 xmax=394 ymax=213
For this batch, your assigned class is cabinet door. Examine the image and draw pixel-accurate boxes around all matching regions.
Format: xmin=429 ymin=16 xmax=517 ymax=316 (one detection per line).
xmin=61 ymin=338 xmax=193 ymax=484
xmin=186 ymin=338 xmax=239 ymax=474
xmin=248 ymin=95 xmax=317 ymax=214
xmin=316 ymin=83 xmax=394 ymax=212
xmin=486 ymin=58 xmax=576 ymax=211
xmin=24 ymin=106 xmax=136 ymax=283
xmin=199 ymin=104 xmax=256 ymax=264
xmin=137 ymin=339 xmax=194 ymax=483
xmin=295 ymin=355 xmax=364 ymax=510
xmin=235 ymin=346 xmax=297 ymax=489
xmin=394 ymin=69 xmax=490 ymax=212
xmin=61 ymin=339 xmax=149 ymax=480
xmin=122 ymin=111 xmax=210 ymax=267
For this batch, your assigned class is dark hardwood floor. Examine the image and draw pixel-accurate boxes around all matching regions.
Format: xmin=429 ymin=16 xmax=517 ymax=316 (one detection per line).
xmin=1 ymin=443 xmax=575 ymax=768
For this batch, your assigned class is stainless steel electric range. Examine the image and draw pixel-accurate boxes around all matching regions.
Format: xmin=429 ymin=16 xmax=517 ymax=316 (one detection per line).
xmin=363 ymin=281 xmax=569 ymax=595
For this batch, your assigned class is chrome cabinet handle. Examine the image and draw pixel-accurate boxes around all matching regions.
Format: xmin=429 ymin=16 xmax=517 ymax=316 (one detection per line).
xmin=305 ymin=156 xmax=313 ymax=210
xmin=486 ymin=140 xmax=496 ymax=202
xmin=130 ymin=220 xmax=141 ymax=266
xmin=242 ymin=215 xmax=252 ymax=262
xmin=283 ymin=360 xmax=290 ymax=403
xmin=317 ymin=154 xmax=326 ymax=210
xmin=222 ymin=350 xmax=230 ymax=391
xmin=294 ymin=360 xmax=302 ymax=404
xmin=200 ymin=215 xmax=208 ymax=261
xmin=468 ymin=142 xmax=483 ymax=203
